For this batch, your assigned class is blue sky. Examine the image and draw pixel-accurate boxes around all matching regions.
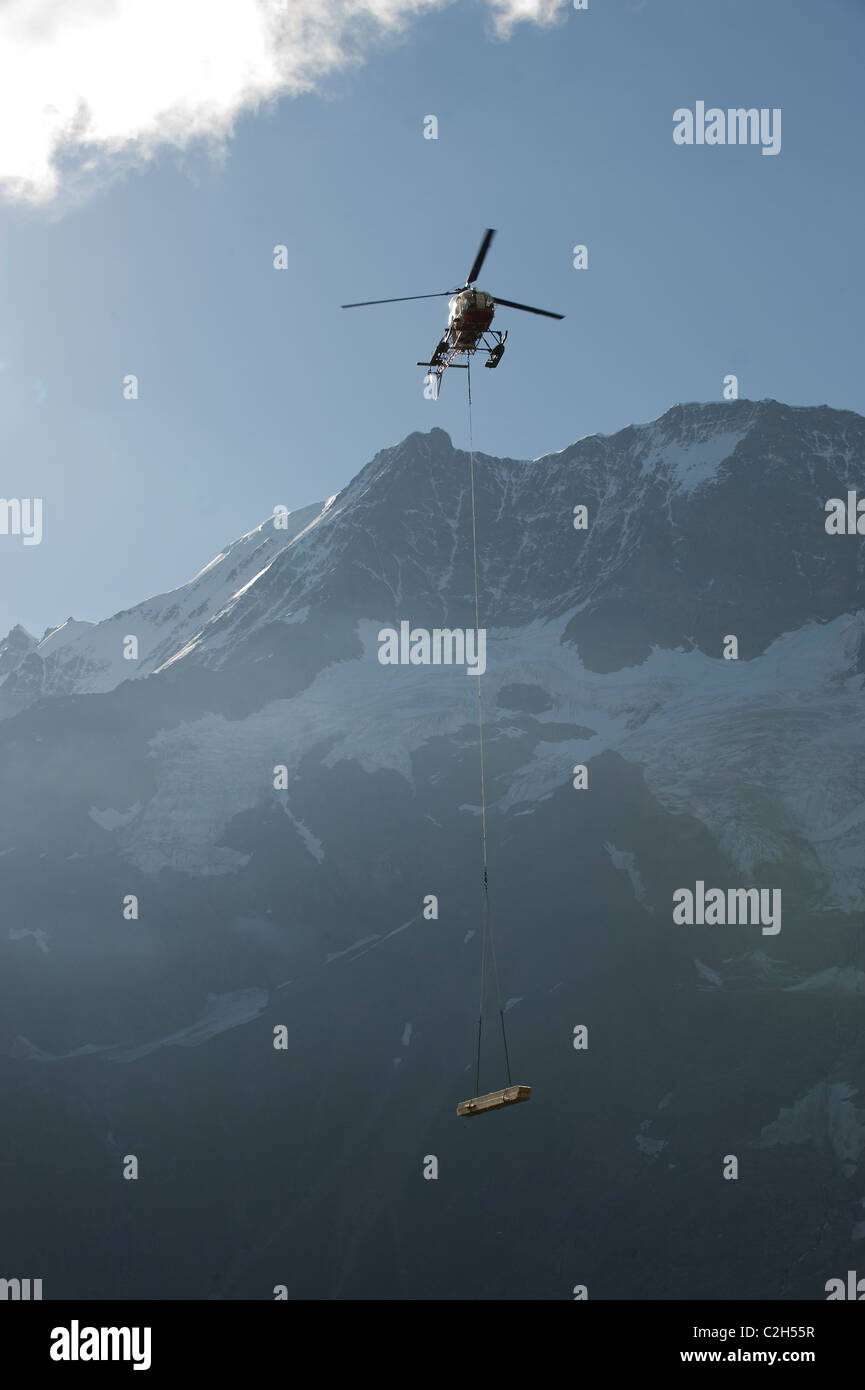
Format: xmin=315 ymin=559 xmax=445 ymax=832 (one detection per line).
xmin=0 ymin=0 xmax=862 ymax=637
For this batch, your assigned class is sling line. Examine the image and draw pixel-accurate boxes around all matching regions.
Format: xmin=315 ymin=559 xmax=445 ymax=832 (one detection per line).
xmin=466 ymin=357 xmax=513 ymax=1094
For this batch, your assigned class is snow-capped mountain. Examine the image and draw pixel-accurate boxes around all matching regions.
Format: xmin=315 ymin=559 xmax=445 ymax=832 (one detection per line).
xmin=0 ymin=500 xmax=326 ymax=717
xmin=1 ymin=398 xmax=864 ymax=1301
xmin=5 ymin=398 xmax=862 ymax=712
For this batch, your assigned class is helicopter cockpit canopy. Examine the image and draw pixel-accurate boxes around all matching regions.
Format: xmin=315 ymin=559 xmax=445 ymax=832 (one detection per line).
xmin=449 ymin=288 xmax=494 ymax=321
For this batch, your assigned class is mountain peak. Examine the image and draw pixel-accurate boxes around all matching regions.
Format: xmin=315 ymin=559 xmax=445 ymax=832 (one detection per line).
xmin=0 ymin=622 xmax=38 ymax=682
xmin=2 ymin=623 xmax=36 ymax=644
xmin=4 ymin=399 xmax=863 ymax=718
xmin=38 ymin=617 xmax=97 ymax=654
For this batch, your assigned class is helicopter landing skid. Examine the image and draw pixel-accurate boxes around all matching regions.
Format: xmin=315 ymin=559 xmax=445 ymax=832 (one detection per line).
xmin=417 ymin=329 xmax=507 ymax=397
xmin=482 ymin=329 xmax=507 ymax=369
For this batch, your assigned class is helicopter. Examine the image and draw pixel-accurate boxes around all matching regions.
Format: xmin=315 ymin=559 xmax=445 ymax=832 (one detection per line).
xmin=341 ymin=229 xmax=564 ymax=398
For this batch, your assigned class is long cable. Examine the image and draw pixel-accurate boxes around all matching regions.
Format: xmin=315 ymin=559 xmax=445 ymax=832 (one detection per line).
xmin=467 ymin=357 xmax=512 ymax=1093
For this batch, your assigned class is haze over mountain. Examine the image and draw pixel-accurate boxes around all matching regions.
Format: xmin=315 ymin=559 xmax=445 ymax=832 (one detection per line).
xmin=2 ymin=398 xmax=864 ymax=1299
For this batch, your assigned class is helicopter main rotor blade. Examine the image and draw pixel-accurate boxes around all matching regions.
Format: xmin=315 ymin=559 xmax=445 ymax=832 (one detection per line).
xmin=465 ymin=229 xmax=496 ymax=286
xmin=341 ymin=292 xmax=455 ymax=308
xmin=492 ymin=296 xmax=564 ymax=320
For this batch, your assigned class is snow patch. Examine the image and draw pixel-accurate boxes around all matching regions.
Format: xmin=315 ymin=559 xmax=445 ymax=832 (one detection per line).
xmin=694 ymin=959 xmax=722 ymax=988
xmin=8 ymin=990 xmax=270 ymax=1063
xmin=89 ymin=803 xmax=141 ymax=831
xmin=756 ymin=1081 xmax=865 ymax=1165
xmin=325 ymin=936 xmax=379 ymax=964
xmin=109 ymin=988 xmax=269 ymax=1062
xmin=644 ymin=427 xmax=746 ymax=494
xmin=9 ymin=926 xmax=49 ymax=953
xmin=280 ymin=801 xmax=324 ymax=862
xmin=603 ymin=841 xmax=652 ymax=910
xmin=785 ymin=967 xmax=865 ymax=997
xmin=636 ymin=1134 xmax=667 ymax=1156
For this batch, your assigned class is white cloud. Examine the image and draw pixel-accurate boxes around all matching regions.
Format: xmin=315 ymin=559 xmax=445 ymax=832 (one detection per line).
xmin=0 ymin=0 xmax=569 ymax=206
xmin=486 ymin=0 xmax=569 ymax=37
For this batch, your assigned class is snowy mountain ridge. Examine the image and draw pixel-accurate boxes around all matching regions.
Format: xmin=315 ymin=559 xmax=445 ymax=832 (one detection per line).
xmin=4 ymin=396 xmax=862 ymax=713
xmin=0 ymin=499 xmax=325 ymax=716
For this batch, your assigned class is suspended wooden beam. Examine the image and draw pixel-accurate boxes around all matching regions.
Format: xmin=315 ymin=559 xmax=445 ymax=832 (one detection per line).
xmin=457 ymin=1085 xmax=531 ymax=1118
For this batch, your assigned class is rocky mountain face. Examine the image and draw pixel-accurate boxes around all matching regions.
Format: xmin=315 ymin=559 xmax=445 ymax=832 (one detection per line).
xmin=0 ymin=623 xmax=37 ymax=681
xmin=1 ymin=398 xmax=864 ymax=1300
